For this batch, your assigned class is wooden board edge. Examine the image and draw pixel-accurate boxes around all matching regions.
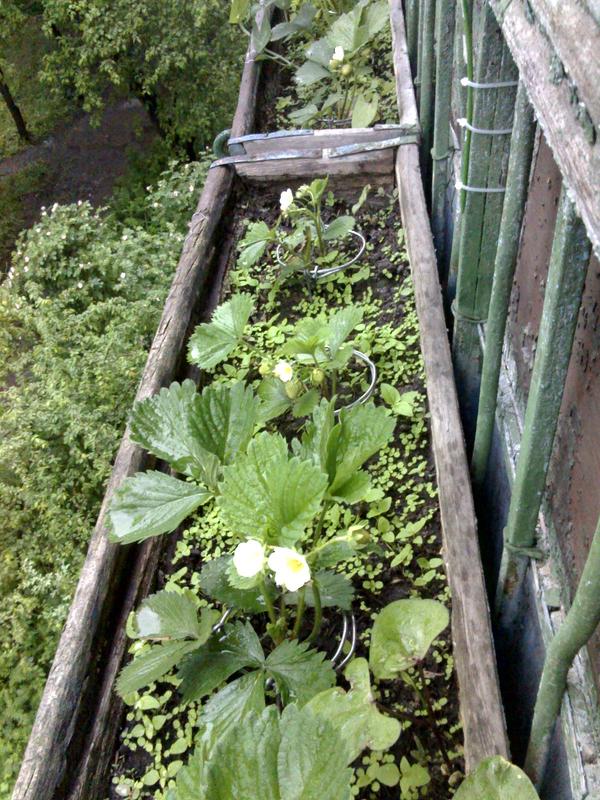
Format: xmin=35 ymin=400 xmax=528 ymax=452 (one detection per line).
xmin=489 ymin=0 xmax=600 ymax=258
xmin=395 ymin=143 xmax=510 ymax=771
xmin=230 ymin=3 xmax=272 ymax=139
xmin=389 ymin=0 xmax=420 ymax=132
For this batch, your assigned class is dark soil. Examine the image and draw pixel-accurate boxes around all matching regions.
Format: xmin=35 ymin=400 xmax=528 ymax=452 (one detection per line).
xmin=109 ymin=188 xmax=463 ymax=800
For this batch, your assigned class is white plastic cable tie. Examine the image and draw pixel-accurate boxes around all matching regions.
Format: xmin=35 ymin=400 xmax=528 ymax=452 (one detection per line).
xmin=461 ymin=76 xmax=518 ymax=89
xmin=457 ymin=117 xmax=512 ymax=135
xmin=456 ymin=179 xmax=506 ymax=194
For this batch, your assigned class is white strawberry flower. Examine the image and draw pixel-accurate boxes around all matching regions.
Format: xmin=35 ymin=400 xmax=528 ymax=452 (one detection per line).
xmin=268 ymin=547 xmax=311 ymax=593
xmin=333 ymin=46 xmax=345 ymax=62
xmin=273 ymin=360 xmax=294 ymax=383
xmin=233 ymin=539 xmax=266 ymax=578
xmin=280 ymin=188 xmax=294 ymax=213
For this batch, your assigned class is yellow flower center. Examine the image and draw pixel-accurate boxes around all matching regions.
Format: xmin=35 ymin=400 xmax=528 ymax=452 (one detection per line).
xmin=288 ymin=557 xmax=305 ymax=573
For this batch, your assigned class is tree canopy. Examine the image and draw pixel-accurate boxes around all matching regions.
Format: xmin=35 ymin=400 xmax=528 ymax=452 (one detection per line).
xmin=38 ymin=0 xmax=244 ymax=155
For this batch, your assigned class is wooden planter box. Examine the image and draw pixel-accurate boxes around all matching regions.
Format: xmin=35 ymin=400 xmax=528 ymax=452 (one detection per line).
xmin=214 ymin=2 xmax=419 ymax=187
xmin=11 ymin=3 xmax=507 ymax=799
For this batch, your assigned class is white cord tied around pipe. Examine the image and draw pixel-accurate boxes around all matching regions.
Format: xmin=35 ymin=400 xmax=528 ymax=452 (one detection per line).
xmin=457 ymin=117 xmax=513 ymax=135
xmin=461 ymin=76 xmax=518 ymax=89
xmin=456 ymin=179 xmax=506 ymax=194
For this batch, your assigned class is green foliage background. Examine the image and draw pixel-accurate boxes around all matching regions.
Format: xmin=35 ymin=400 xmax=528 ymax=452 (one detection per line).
xmin=0 ymin=155 xmax=212 ymax=797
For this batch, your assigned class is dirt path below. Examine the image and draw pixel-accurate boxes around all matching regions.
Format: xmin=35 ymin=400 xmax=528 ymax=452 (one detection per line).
xmin=0 ymin=97 xmax=157 ymax=259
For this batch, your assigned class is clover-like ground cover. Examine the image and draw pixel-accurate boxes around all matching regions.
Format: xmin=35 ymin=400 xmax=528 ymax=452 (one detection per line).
xmin=109 ymin=189 xmax=463 ymax=799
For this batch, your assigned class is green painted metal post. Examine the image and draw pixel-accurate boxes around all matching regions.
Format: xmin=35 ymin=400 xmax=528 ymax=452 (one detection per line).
xmin=471 ymin=82 xmax=536 ymax=487
xmin=458 ymin=0 xmax=474 ymax=214
xmin=451 ymin=5 xmax=518 ymax=446
xmin=419 ymin=0 xmax=436 ymax=196
xmin=415 ymin=0 xmax=425 ymax=109
xmin=502 ymin=189 xmax=591 ymax=553
xmin=524 ymin=516 xmax=600 ymax=787
xmin=430 ymin=0 xmax=456 ymax=270
xmin=406 ymin=0 xmax=420 ymax=78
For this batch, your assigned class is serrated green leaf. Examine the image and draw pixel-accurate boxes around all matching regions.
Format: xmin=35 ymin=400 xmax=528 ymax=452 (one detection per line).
xmin=295 ymin=59 xmax=330 ymax=87
xmin=278 ymin=705 xmax=353 ymax=800
xmin=266 ymin=638 xmax=335 ymax=705
xmin=207 ymin=708 xmax=281 ymax=800
xmin=326 ymin=4 xmax=369 ymax=51
xmin=306 ymin=658 xmax=400 ymax=762
xmin=117 ymin=640 xmax=199 ymax=696
xmin=454 ymin=757 xmax=540 ymax=800
xmin=171 ymin=740 xmax=209 ymax=800
xmin=271 ymin=3 xmax=316 ymax=40
xmin=322 ymin=215 xmax=355 ymax=242
xmin=188 ymin=294 xmax=254 ymax=370
xmin=351 ymin=95 xmax=378 ymax=128
xmin=191 ymin=382 xmax=259 ymax=466
xmin=109 ymin=471 xmax=211 ymax=544
xmin=380 ymin=382 xmax=401 ymax=407
xmin=199 ymin=556 xmax=266 ymax=612
xmin=365 ymin=0 xmax=390 ymax=37
xmin=129 ymin=380 xmax=204 ymax=476
xmin=134 ymin=589 xmax=218 ymax=641
xmin=129 ymin=381 xmax=257 ymax=484
xmin=252 ymin=13 xmax=272 ymax=54
xmin=199 ymin=671 xmax=266 ymax=745
xmin=238 ymin=221 xmax=276 ymax=269
xmin=218 ymin=431 xmax=328 ymax=546
xmin=258 ymin=376 xmax=293 ymax=422
xmin=300 ymin=400 xmax=394 ymax=503
xmin=284 ymin=306 xmax=362 ymax=370
xmin=369 ymin=599 xmax=450 ymax=680
xmin=292 ymin=388 xmax=320 ymax=419
xmin=287 ymin=571 xmax=354 ymax=610
xmin=178 ymin=621 xmax=264 ymax=702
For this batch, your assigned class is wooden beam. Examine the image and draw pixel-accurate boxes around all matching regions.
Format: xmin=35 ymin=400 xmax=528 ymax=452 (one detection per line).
xmin=489 ymin=0 xmax=600 ymax=255
xmin=390 ymin=0 xmax=420 ymax=131
xmin=396 ymin=143 xmax=510 ymax=770
xmin=529 ymin=0 xmax=600 ymax=132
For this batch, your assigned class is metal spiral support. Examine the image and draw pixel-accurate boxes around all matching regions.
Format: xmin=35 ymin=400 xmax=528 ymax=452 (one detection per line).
xmin=275 ymin=228 xmax=366 ymax=280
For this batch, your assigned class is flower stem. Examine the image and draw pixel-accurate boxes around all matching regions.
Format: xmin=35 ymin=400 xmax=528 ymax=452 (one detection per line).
xmin=260 ymin=576 xmax=277 ymax=627
xmin=307 ymin=582 xmax=323 ymax=643
xmin=292 ymin=587 xmax=306 ymax=639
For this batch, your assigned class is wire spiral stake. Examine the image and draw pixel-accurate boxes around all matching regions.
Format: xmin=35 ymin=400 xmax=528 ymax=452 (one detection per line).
xmin=275 ymin=229 xmax=366 ymax=281
xmin=335 ymin=349 xmax=377 ymax=413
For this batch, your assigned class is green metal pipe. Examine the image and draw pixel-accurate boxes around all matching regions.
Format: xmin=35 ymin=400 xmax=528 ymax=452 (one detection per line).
xmin=419 ymin=0 xmax=436 ymax=194
xmin=451 ymin=6 xmax=517 ymax=446
xmin=524 ymin=516 xmax=600 ymax=787
xmin=503 ymin=188 xmax=591 ymax=551
xmin=430 ymin=0 xmax=456 ymax=267
xmin=470 ymin=82 xmax=536 ymax=487
xmin=458 ymin=0 xmax=474 ymax=213
xmin=415 ymin=0 xmax=425 ymax=109
xmin=405 ymin=0 xmax=420 ymax=78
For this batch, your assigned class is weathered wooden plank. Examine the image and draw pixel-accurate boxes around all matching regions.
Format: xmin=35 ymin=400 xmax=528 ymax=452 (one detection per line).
xmin=234 ymin=149 xmax=395 ymax=183
xmin=236 ymin=125 xmax=417 ymax=155
xmin=390 ymin=0 xmax=420 ymax=130
xmin=489 ymin=0 xmax=600 ymax=256
xmin=395 ymin=143 xmax=510 ymax=770
xmin=530 ymin=0 xmax=600 ymax=131
xmin=230 ymin=3 xmax=271 ymax=139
